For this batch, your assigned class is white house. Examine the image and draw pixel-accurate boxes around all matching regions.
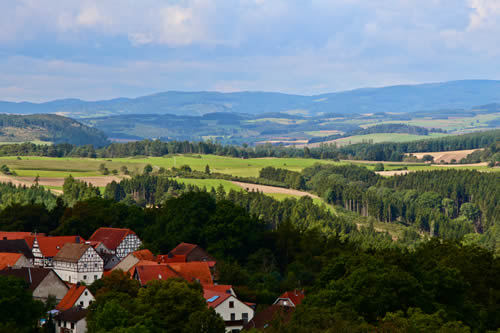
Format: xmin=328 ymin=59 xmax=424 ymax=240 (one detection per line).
xmin=204 ymin=286 xmax=255 ymax=332
xmin=88 ymin=227 xmax=142 ymax=259
xmin=56 ymin=284 xmax=95 ymax=311
xmin=53 ymin=243 xmax=104 ymax=284
xmin=54 ymin=308 xmax=88 ymax=333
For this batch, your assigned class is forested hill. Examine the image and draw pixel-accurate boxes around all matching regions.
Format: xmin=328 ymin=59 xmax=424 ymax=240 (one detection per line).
xmin=2 ymin=80 xmax=500 ymax=116
xmin=0 ymin=114 xmax=109 ymax=146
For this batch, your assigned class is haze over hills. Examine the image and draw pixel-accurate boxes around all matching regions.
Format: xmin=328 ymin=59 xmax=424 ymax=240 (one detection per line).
xmin=2 ymin=80 xmax=500 ymax=118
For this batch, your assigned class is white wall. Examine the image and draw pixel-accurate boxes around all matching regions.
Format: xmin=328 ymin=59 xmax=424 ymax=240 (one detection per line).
xmin=215 ymin=296 xmax=254 ymax=322
xmin=73 ymin=288 xmax=95 ymax=308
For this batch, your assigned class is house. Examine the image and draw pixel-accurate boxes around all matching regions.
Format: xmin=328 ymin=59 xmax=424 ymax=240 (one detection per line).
xmin=112 ymin=249 xmax=155 ymax=272
xmin=88 ymin=227 xmax=142 ymax=259
xmin=273 ymin=290 xmax=305 ymax=307
xmin=133 ymin=264 xmax=183 ymax=285
xmin=101 ymin=252 xmax=121 ymax=270
xmin=54 ymin=307 xmax=88 ymax=333
xmin=25 ymin=235 xmax=84 ymax=267
xmin=56 ymin=284 xmax=95 ymax=311
xmin=0 ymin=239 xmax=35 ymax=264
xmin=0 ymin=252 xmax=33 ymax=269
xmin=0 ymin=267 xmax=69 ymax=302
xmin=53 ymin=243 xmax=104 ymax=284
xmin=0 ymin=231 xmax=44 ymax=240
xmin=164 ymin=242 xmax=215 ymax=263
xmin=204 ymin=288 xmax=255 ymax=332
xmin=132 ymin=262 xmax=213 ymax=286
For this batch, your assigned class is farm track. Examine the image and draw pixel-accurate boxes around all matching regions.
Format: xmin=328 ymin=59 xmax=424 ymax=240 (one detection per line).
xmin=231 ymin=181 xmax=319 ymax=199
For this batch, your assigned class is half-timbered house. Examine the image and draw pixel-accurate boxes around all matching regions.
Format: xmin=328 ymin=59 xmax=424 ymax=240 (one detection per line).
xmin=25 ymin=235 xmax=84 ymax=267
xmin=53 ymin=243 xmax=104 ymax=284
xmin=88 ymin=228 xmax=141 ymax=259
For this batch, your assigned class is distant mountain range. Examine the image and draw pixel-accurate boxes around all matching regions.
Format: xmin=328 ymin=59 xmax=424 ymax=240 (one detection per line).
xmin=2 ymin=80 xmax=500 ymax=117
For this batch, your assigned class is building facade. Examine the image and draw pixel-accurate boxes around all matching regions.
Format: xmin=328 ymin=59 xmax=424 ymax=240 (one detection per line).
xmin=53 ymin=243 xmax=104 ymax=284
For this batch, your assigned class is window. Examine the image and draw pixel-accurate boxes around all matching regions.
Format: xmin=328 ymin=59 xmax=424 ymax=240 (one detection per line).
xmin=58 ymin=320 xmax=61 ymax=327
xmin=71 ymin=322 xmax=75 ymax=329
xmin=242 ymin=313 xmax=248 ymax=322
xmin=94 ymin=275 xmax=98 ymax=280
xmin=84 ymin=291 xmax=88 ymax=296
xmin=80 ymin=301 xmax=84 ymax=306
xmin=229 ymin=301 xmax=234 ymax=308
xmin=230 ymin=313 xmax=236 ymax=321
xmin=94 ymin=263 xmax=97 ymax=268
xmin=83 ymin=275 xmax=87 ymax=280
xmin=84 ymin=263 xmax=87 ymax=268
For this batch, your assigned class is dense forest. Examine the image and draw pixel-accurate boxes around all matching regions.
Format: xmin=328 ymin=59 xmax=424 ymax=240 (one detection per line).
xmin=1 ymin=186 xmax=499 ymax=332
xmin=0 ymin=114 xmax=109 ymax=146
xmin=0 ymin=129 xmax=498 ymax=163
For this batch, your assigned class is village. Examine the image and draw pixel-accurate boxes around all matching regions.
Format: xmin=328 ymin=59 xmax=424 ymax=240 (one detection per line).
xmin=0 ymin=229 xmax=304 ymax=333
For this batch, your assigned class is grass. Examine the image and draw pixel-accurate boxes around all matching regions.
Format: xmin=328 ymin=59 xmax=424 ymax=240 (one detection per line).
xmin=108 ymin=155 xmax=341 ymax=177
xmin=171 ymin=177 xmax=242 ymax=192
xmin=330 ymin=133 xmax=448 ymax=146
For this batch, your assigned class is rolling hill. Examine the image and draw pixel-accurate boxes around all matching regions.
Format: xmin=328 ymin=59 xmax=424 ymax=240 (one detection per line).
xmin=2 ymin=80 xmax=500 ymax=117
xmin=0 ymin=114 xmax=109 ymax=146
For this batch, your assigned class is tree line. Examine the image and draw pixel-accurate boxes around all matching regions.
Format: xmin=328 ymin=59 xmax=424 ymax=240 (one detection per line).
xmin=0 ymin=129 xmax=497 ymax=162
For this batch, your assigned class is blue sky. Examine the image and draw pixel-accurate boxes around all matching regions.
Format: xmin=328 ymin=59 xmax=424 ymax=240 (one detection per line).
xmin=1 ymin=0 xmax=499 ymax=102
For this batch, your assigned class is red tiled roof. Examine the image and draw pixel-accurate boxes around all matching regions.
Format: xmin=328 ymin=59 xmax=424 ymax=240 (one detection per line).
xmin=203 ymin=289 xmax=231 ymax=308
xmin=0 ymin=252 xmax=22 ymax=269
xmin=168 ymin=243 xmax=197 ymax=256
xmin=134 ymin=264 xmax=182 ymax=285
xmin=89 ymin=228 xmax=136 ymax=251
xmin=128 ymin=260 xmax=159 ymax=276
xmin=0 ymin=232 xmax=44 ymax=240
xmin=133 ymin=249 xmax=154 ymax=261
xmin=167 ymin=262 xmax=213 ymax=284
xmin=202 ymin=284 xmax=233 ymax=294
xmin=157 ymin=254 xmax=186 ymax=264
xmin=276 ymin=290 xmax=305 ymax=306
xmin=25 ymin=236 xmax=84 ymax=258
xmin=56 ymin=285 xmax=88 ymax=311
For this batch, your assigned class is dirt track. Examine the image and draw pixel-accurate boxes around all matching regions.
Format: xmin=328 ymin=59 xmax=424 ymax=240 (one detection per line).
xmin=231 ymin=181 xmax=319 ymax=199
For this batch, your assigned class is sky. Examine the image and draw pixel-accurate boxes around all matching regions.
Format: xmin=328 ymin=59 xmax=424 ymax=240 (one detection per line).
xmin=1 ymin=0 xmax=500 ymax=102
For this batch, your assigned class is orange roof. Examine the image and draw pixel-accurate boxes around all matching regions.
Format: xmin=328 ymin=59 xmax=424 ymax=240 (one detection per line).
xmin=277 ymin=290 xmax=305 ymax=306
xmin=89 ymin=228 xmax=136 ymax=251
xmin=133 ymin=249 xmax=154 ymax=261
xmin=157 ymin=254 xmax=186 ymax=264
xmin=128 ymin=260 xmax=158 ymax=276
xmin=169 ymin=243 xmax=197 ymax=256
xmin=134 ymin=264 xmax=182 ymax=285
xmin=25 ymin=236 xmax=84 ymax=258
xmin=204 ymin=289 xmax=231 ymax=308
xmin=167 ymin=262 xmax=213 ymax=285
xmin=56 ymin=285 xmax=89 ymax=311
xmin=202 ymin=284 xmax=233 ymax=294
xmin=0 ymin=252 xmax=22 ymax=270
xmin=0 ymin=232 xmax=44 ymax=240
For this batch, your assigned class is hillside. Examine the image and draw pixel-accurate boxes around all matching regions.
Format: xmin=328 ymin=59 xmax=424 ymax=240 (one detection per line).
xmin=2 ymin=80 xmax=500 ymax=117
xmin=0 ymin=114 xmax=109 ymax=146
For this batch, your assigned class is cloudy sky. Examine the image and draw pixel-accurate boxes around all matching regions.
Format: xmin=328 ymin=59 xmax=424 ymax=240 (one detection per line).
xmin=1 ymin=0 xmax=499 ymax=101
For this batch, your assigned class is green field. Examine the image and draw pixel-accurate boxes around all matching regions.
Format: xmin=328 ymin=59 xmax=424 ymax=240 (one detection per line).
xmin=0 ymin=155 xmax=496 ymax=180
xmin=330 ymin=132 xmax=448 ymax=146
